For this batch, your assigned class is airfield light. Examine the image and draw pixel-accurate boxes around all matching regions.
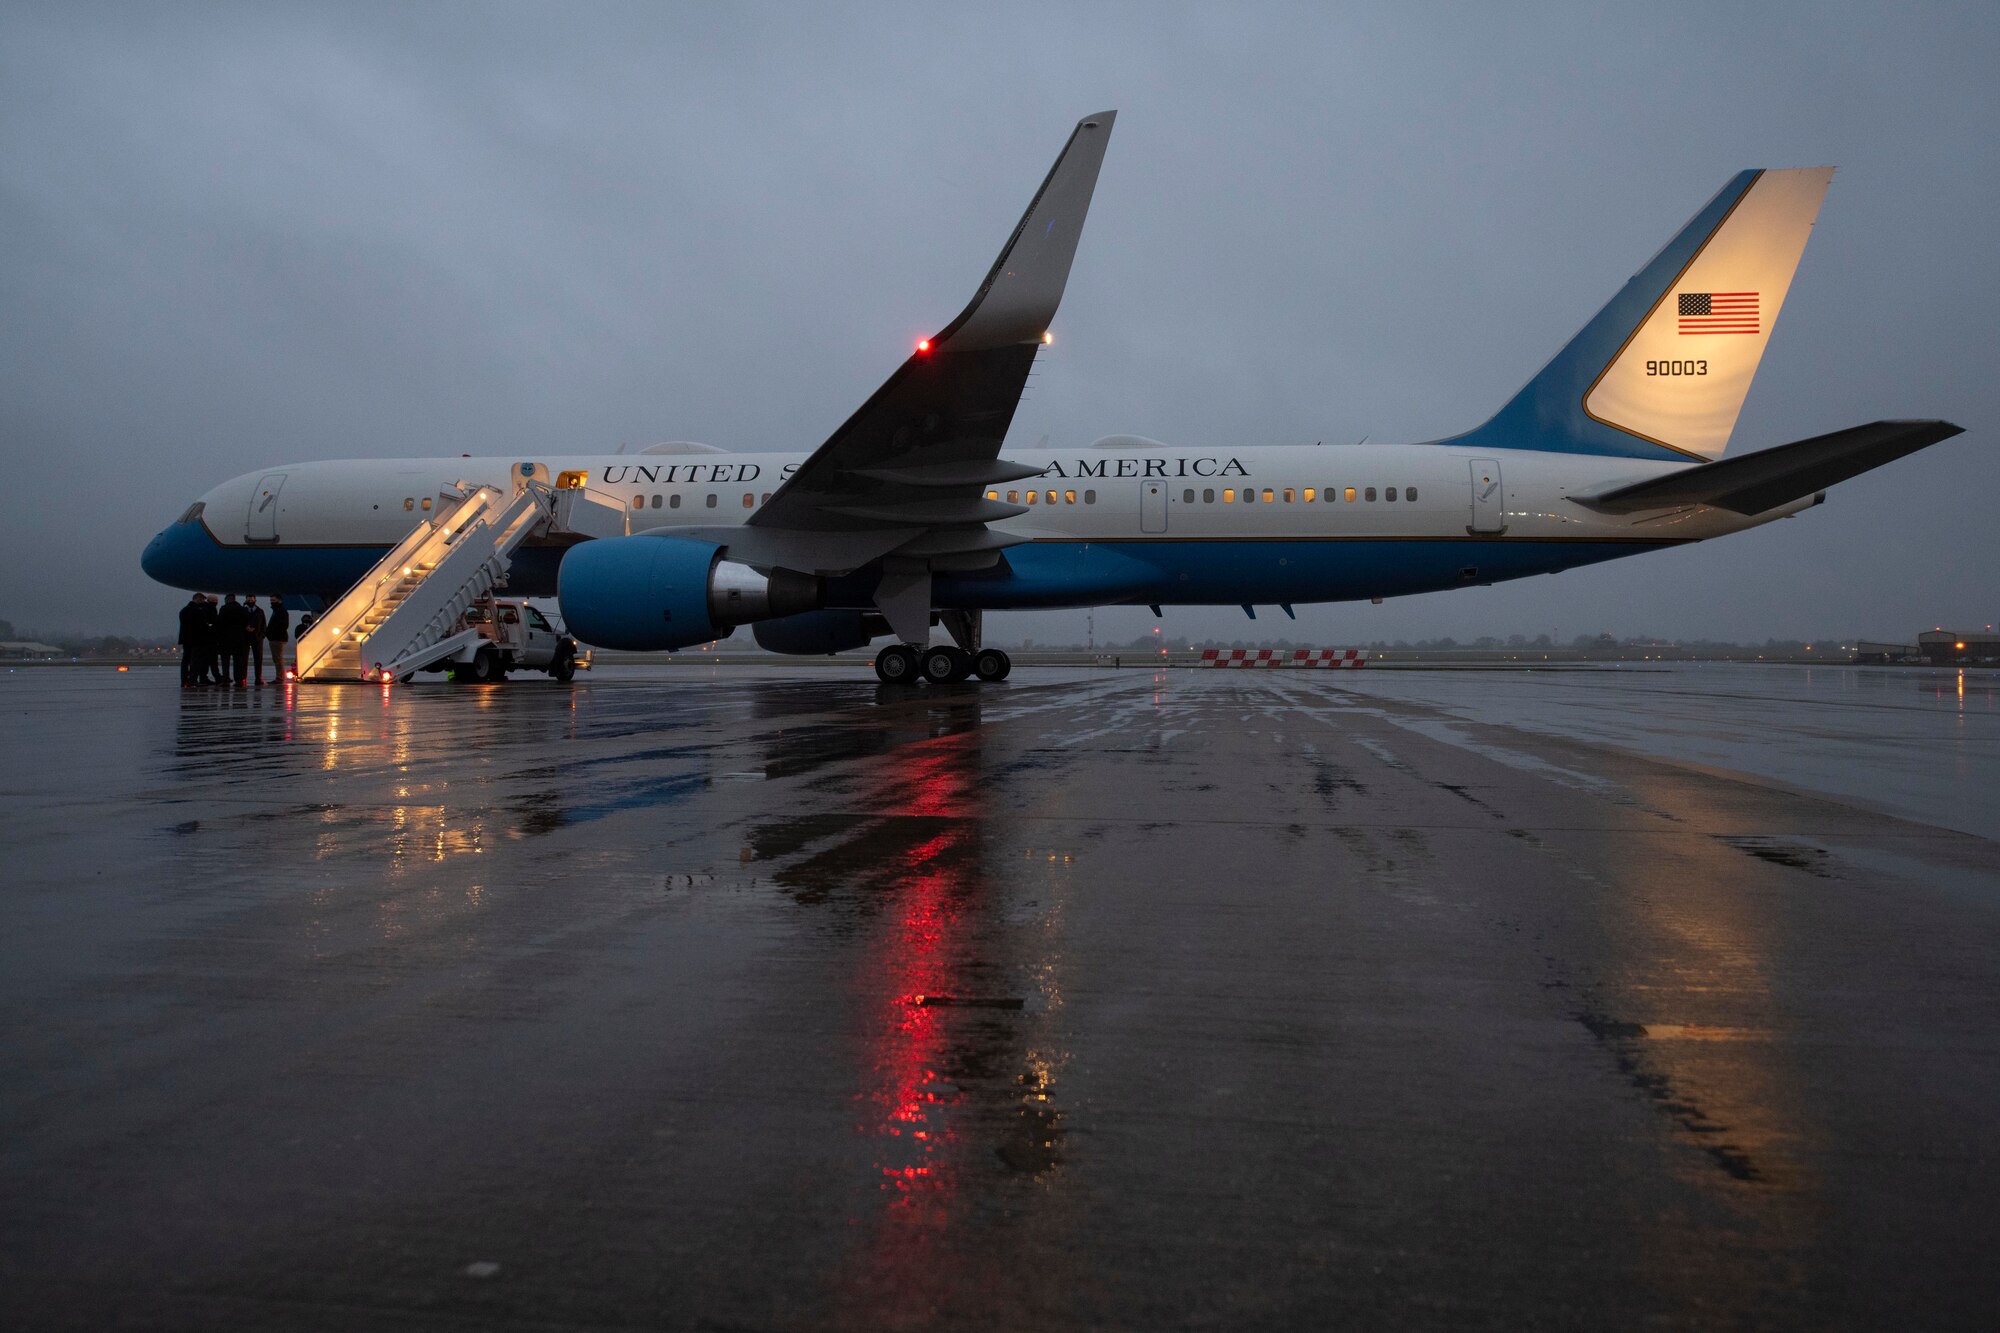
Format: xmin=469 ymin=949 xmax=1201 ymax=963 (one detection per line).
xmin=1957 ymin=641 xmax=1967 ymax=651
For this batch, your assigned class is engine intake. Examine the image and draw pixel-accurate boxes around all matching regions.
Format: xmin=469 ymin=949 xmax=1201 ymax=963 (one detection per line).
xmin=557 ymin=536 xmax=820 ymax=651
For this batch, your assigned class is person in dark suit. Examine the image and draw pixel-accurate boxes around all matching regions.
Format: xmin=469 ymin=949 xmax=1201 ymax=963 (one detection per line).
xmin=215 ymin=594 xmax=251 ymax=687
xmin=265 ymin=596 xmax=290 ymax=680
xmin=244 ymin=597 xmax=269 ymax=685
xmin=192 ymin=594 xmax=219 ymax=684
xmin=177 ymin=594 xmax=205 ymax=687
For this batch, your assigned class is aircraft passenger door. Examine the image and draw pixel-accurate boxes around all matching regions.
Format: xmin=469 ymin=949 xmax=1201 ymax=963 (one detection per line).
xmin=1467 ymin=459 xmax=1505 ymax=535
xmin=1141 ymin=481 xmax=1167 ymax=534
xmin=246 ymin=472 xmax=287 ymax=542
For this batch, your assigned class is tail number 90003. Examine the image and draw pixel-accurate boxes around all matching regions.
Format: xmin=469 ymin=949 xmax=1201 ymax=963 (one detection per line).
xmin=1645 ymin=359 xmax=1707 ymax=376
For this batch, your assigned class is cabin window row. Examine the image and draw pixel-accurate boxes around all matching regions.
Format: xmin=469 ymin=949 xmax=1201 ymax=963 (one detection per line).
xmin=626 ymin=492 xmax=773 ymax=510
xmin=1179 ymin=486 xmax=1417 ymax=504
xmin=985 ymin=489 xmax=1099 ymax=505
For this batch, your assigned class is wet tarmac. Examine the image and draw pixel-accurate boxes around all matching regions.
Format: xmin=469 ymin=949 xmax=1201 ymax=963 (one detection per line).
xmin=3 ymin=662 xmax=1998 ymax=1330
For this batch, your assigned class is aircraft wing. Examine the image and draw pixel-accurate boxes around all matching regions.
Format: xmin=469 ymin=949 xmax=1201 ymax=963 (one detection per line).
xmin=727 ymin=111 xmax=1116 ymax=574
xmin=1569 ymin=419 xmax=1964 ymax=515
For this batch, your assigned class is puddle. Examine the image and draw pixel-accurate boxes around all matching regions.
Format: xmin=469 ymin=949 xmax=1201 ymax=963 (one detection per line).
xmin=1716 ymin=836 xmax=1837 ymax=879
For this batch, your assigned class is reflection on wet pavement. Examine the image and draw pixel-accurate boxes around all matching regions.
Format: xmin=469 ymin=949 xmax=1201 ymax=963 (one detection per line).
xmin=2 ymin=663 xmax=1998 ymax=1330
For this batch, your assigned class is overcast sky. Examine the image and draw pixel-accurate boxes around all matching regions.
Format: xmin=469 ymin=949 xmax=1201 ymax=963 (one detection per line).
xmin=3 ymin=1 xmax=1994 ymax=644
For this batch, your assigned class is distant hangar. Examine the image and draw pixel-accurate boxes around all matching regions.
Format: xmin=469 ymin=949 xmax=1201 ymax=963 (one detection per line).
xmin=1854 ymin=632 xmax=2000 ymax=665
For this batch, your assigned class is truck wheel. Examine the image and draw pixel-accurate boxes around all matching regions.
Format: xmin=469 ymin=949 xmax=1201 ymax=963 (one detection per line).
xmin=550 ymin=653 xmax=576 ymax=682
xmin=468 ymin=648 xmax=500 ymax=684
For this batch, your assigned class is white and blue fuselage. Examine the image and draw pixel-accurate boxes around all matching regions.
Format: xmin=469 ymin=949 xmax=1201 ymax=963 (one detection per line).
xmin=140 ymin=442 xmax=1805 ymax=614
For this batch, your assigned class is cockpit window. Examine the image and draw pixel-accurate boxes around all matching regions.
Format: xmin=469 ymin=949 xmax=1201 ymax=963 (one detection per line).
xmin=177 ymin=502 xmax=205 ymax=525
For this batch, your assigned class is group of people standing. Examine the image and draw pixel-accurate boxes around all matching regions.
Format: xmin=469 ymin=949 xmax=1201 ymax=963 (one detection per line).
xmin=177 ymin=594 xmax=290 ymax=687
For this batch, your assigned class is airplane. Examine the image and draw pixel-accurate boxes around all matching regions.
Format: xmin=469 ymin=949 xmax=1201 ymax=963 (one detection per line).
xmin=143 ymin=110 xmax=1963 ymax=685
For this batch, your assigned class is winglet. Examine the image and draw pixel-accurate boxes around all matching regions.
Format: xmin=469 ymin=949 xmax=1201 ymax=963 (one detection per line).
xmin=932 ymin=111 xmax=1116 ymax=351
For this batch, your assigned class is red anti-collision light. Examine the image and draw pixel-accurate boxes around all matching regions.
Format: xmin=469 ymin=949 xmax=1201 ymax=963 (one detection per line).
xmin=915 ymin=338 xmax=931 ymax=354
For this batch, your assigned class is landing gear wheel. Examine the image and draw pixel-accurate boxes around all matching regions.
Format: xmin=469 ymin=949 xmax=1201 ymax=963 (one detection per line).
xmin=921 ymin=646 xmax=972 ymax=684
xmin=874 ymin=644 xmax=920 ymax=685
xmin=466 ymin=647 xmax=500 ymax=684
xmin=550 ymin=653 xmax=576 ymax=682
xmin=973 ymin=648 xmax=1012 ymax=682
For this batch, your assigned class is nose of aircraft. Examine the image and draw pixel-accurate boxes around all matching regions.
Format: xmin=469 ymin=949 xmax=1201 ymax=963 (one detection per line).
xmin=140 ymin=527 xmax=171 ymax=583
xmin=140 ymin=519 xmax=207 ymax=590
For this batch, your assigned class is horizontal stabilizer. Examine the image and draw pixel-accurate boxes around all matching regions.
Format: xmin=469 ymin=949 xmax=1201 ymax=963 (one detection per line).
xmin=1570 ymin=420 xmax=1963 ymax=514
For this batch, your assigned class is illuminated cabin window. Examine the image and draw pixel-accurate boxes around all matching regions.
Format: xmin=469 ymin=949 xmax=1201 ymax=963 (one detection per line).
xmin=421 ymin=497 xmax=432 ymax=511
xmin=739 ymin=493 xmax=751 ymax=508
xmin=1303 ymin=488 xmax=1315 ymax=502
xmin=1364 ymin=487 xmax=1376 ymax=501
xmin=1006 ymin=490 xmax=1019 ymax=503
xmin=1407 ymin=486 xmax=1418 ymax=501
xmin=403 ymin=497 xmax=415 ymax=511
xmin=1385 ymin=487 xmax=1398 ymax=501
xmin=986 ymin=490 xmax=999 ymax=500
xmin=1027 ymin=490 xmax=1038 ymax=504
xmin=670 ymin=493 xmax=682 ymax=509
xmin=1203 ymin=488 xmax=1215 ymax=503
xmin=1223 ymin=488 xmax=1235 ymax=503
xmin=1262 ymin=488 xmax=1275 ymax=503
xmin=1047 ymin=490 xmax=1058 ymax=504
xmin=760 ymin=492 xmax=771 ymax=504
xmin=1065 ymin=489 xmax=1077 ymax=504
xmin=705 ymin=493 xmax=718 ymax=508
xmin=1283 ymin=488 xmax=1294 ymax=503
xmin=631 ymin=495 xmax=643 ymax=509
xmin=1183 ymin=488 xmax=1195 ymax=504
xmin=1344 ymin=487 xmax=1357 ymax=502
xmin=1084 ymin=489 xmax=1096 ymax=503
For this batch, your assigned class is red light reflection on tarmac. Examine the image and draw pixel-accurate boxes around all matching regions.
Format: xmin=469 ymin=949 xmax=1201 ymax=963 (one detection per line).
xmin=841 ymin=726 xmax=992 ymax=1310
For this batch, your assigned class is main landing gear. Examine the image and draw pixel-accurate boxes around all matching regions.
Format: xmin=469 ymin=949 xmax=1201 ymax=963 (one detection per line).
xmin=874 ymin=643 xmax=1011 ymax=685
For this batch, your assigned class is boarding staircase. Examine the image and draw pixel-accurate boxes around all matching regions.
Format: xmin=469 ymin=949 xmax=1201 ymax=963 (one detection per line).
xmin=294 ymin=472 xmax=627 ymax=683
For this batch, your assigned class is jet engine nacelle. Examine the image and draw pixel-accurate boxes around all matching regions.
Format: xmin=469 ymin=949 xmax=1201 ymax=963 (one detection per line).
xmin=753 ymin=608 xmax=889 ymax=656
xmin=557 ymin=536 xmax=820 ymax=651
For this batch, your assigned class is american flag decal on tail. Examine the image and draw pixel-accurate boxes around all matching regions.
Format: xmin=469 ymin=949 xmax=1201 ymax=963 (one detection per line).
xmin=1678 ymin=291 xmax=1760 ymax=334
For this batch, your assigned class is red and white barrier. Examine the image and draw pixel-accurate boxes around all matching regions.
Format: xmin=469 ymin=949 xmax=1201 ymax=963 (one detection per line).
xmin=1199 ymin=648 xmax=1367 ymax=669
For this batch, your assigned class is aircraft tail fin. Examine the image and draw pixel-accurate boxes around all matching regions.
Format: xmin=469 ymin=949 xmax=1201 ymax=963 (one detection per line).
xmin=1451 ymin=167 xmax=1834 ymax=462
